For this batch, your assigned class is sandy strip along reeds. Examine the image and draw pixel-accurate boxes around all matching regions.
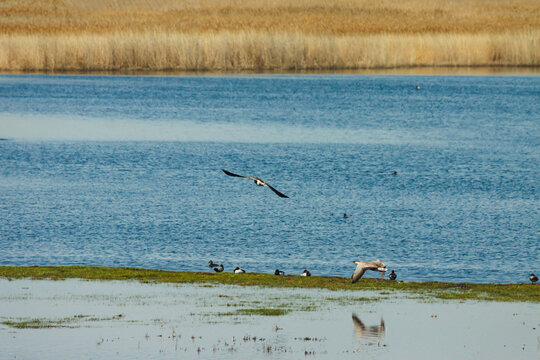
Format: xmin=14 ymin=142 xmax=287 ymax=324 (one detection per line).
xmin=0 ymin=31 xmax=538 ymax=72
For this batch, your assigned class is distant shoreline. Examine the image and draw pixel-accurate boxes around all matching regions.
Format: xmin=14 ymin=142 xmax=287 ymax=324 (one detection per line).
xmin=1 ymin=266 xmax=538 ymax=302
xmin=1 ymin=66 xmax=539 ymax=77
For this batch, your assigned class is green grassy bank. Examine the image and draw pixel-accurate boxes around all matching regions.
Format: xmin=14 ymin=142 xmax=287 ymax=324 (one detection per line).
xmin=1 ymin=266 xmax=538 ymax=303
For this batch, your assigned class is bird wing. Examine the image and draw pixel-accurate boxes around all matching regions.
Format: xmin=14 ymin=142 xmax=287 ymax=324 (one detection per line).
xmin=352 ymin=314 xmax=366 ymax=332
xmin=265 ymin=183 xmax=289 ymax=198
xmin=222 ymin=169 xmax=249 ymax=178
xmin=223 ymin=169 xmax=288 ymax=198
xmin=352 ymin=265 xmax=367 ymax=283
xmin=222 ymin=170 xmax=263 ymax=184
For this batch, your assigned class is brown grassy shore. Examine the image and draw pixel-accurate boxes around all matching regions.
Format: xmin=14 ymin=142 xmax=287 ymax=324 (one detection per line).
xmin=0 ymin=0 xmax=539 ymax=72
xmin=1 ymin=266 xmax=539 ymax=302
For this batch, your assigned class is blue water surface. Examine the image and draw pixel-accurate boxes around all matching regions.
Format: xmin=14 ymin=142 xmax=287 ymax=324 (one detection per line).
xmin=0 ymin=74 xmax=538 ymax=283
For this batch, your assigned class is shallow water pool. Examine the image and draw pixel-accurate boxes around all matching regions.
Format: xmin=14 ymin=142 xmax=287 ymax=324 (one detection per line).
xmin=0 ymin=279 xmax=538 ymax=359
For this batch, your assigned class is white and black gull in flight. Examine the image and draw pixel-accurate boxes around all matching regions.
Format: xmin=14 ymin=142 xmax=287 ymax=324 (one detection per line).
xmin=222 ymin=169 xmax=289 ymax=198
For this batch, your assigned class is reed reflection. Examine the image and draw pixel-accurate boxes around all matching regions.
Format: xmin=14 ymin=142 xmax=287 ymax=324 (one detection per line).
xmin=352 ymin=313 xmax=385 ymax=341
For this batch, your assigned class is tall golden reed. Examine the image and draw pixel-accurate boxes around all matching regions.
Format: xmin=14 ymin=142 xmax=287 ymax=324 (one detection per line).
xmin=0 ymin=0 xmax=538 ymax=71
xmin=1 ymin=31 xmax=538 ymax=71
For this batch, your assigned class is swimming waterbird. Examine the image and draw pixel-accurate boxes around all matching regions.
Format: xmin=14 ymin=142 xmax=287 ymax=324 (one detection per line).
xmin=530 ymin=273 xmax=538 ymax=284
xmin=214 ymin=264 xmax=224 ymax=272
xmin=222 ymin=169 xmax=289 ymax=198
xmin=389 ymin=270 xmax=397 ymax=281
xmin=352 ymin=260 xmax=387 ymax=283
xmin=208 ymin=260 xmax=219 ymax=268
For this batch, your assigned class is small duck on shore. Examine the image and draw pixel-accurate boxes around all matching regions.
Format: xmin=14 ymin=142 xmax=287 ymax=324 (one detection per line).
xmin=275 ymin=269 xmax=285 ymax=275
xmin=389 ymin=270 xmax=397 ymax=281
xmin=214 ymin=264 xmax=224 ymax=273
xmin=530 ymin=273 xmax=538 ymax=284
xmin=301 ymin=269 xmax=311 ymax=277
xmin=233 ymin=267 xmax=245 ymax=274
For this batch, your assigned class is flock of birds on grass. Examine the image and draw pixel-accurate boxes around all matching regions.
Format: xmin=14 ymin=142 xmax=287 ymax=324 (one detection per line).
xmin=209 ymin=259 xmax=400 ymax=282
xmin=209 ymin=260 xmax=313 ymax=277
xmin=209 ymin=259 xmax=396 ymax=282
xmin=220 ymin=169 xmax=538 ymax=284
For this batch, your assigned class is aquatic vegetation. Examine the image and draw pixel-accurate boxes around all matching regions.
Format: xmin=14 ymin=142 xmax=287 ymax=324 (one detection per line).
xmin=325 ymin=296 xmax=380 ymax=305
xmin=0 ymin=266 xmax=538 ymax=302
xmin=0 ymin=314 xmax=125 ymax=329
xmin=1 ymin=313 xmax=129 ymax=329
xmin=2 ymin=315 xmax=82 ymax=329
xmin=236 ymin=308 xmax=290 ymax=316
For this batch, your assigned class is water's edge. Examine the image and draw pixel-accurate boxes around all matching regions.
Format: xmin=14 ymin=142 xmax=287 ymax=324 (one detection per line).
xmin=1 ymin=66 xmax=539 ymax=77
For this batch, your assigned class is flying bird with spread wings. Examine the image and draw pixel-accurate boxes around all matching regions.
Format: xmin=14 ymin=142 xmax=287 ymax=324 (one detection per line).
xmin=352 ymin=260 xmax=387 ymax=283
xmin=222 ymin=169 xmax=289 ymax=198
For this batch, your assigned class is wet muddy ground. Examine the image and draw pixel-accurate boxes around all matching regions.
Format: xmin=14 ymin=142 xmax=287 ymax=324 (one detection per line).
xmin=1 ymin=279 xmax=538 ymax=359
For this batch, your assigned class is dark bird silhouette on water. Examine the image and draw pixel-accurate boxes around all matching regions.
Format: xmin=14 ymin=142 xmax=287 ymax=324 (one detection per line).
xmin=214 ymin=264 xmax=224 ymax=272
xmin=222 ymin=169 xmax=289 ymax=198
xmin=208 ymin=260 xmax=219 ymax=268
xmin=530 ymin=273 xmax=538 ymax=284
xmin=389 ymin=270 xmax=397 ymax=281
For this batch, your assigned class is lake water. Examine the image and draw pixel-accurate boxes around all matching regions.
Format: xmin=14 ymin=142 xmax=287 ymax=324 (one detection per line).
xmin=0 ymin=74 xmax=538 ymax=283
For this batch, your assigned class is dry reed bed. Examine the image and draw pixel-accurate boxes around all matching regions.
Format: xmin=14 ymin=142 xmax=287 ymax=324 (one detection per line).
xmin=0 ymin=31 xmax=538 ymax=71
xmin=1 ymin=0 xmax=539 ymax=70
xmin=2 ymin=0 xmax=539 ymax=35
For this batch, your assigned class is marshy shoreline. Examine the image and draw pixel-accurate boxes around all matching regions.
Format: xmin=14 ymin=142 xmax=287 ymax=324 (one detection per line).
xmin=1 ymin=0 xmax=539 ymax=72
xmin=1 ymin=65 xmax=539 ymax=77
xmin=1 ymin=266 xmax=538 ymax=303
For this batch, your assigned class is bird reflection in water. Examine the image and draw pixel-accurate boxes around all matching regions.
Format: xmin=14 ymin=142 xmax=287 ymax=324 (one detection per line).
xmin=351 ymin=313 xmax=385 ymax=341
